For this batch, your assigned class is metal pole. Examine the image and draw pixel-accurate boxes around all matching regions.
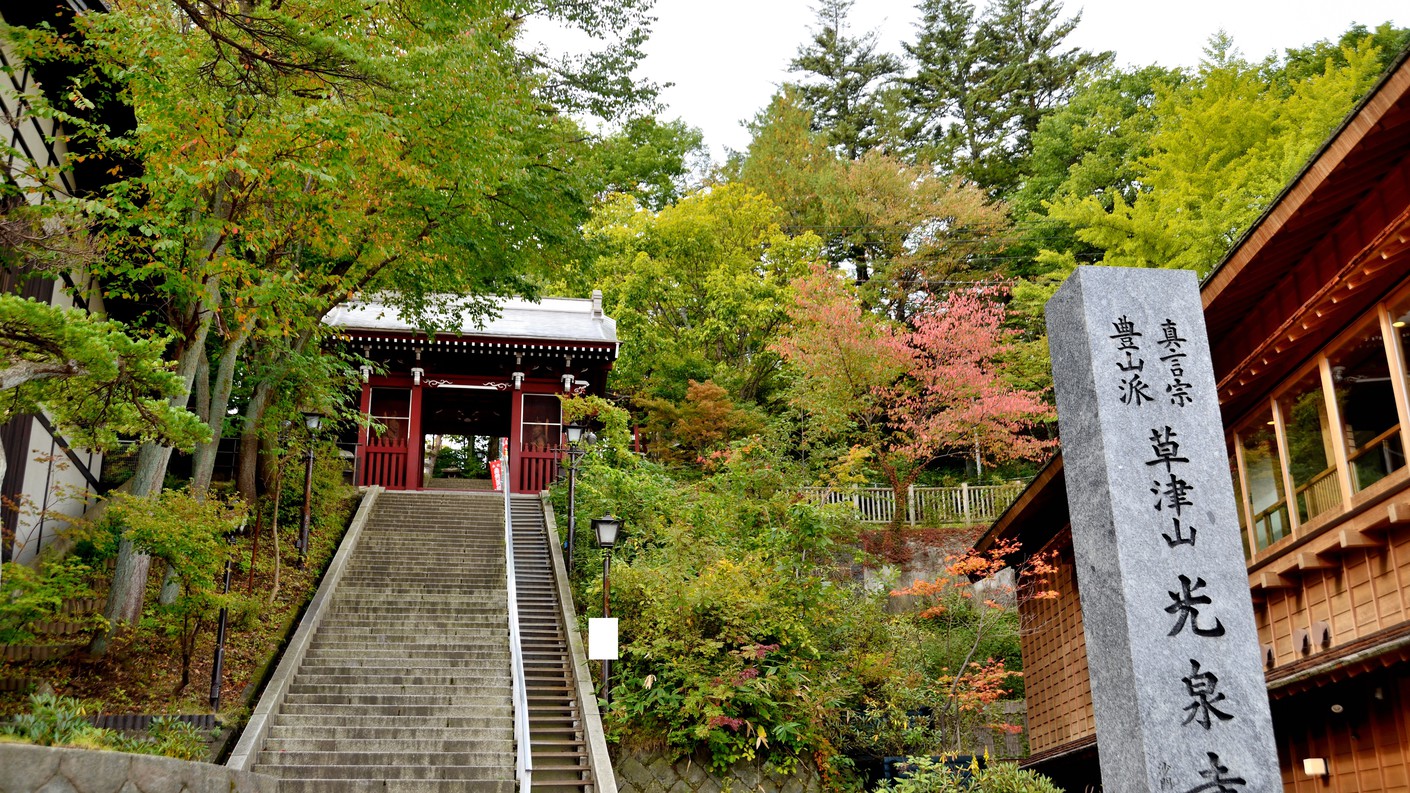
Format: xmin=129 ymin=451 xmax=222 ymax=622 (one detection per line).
xmin=298 ymin=444 xmax=315 ymax=567
xmin=566 ymin=448 xmax=579 ymax=572
xmin=602 ymin=551 xmax=612 ymax=708
xmin=210 ymin=533 xmax=235 ymax=710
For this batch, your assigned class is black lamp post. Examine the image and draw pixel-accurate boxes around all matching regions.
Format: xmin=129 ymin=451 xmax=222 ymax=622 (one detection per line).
xmin=561 ymin=421 xmax=597 ymax=572
xmin=297 ymin=411 xmax=324 ymax=568
xmin=592 ymin=515 xmax=622 ymax=707
xmin=209 ymin=529 xmax=237 ymax=710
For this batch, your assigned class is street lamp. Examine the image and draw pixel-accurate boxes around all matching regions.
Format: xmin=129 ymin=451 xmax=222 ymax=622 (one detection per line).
xmin=560 ymin=422 xmax=597 ymax=571
xmin=593 ymin=515 xmax=622 ymax=707
xmin=297 ymin=410 xmax=324 ymax=568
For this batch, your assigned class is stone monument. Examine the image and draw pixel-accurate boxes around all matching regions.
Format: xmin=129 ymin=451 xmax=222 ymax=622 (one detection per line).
xmin=1046 ymin=266 xmax=1279 ymax=792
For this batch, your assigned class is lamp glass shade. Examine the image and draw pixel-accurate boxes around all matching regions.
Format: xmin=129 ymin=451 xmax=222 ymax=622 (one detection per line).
xmin=565 ymin=422 xmax=585 ymax=445
xmin=592 ymin=516 xmax=622 ymax=549
xmin=302 ymin=411 xmax=324 ymax=431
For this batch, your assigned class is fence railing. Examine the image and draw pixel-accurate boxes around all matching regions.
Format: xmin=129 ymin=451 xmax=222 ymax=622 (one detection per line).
xmin=799 ymin=481 xmax=1027 ymax=526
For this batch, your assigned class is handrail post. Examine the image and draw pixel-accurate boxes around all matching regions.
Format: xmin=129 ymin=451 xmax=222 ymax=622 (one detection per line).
xmin=501 ymin=437 xmax=532 ymax=792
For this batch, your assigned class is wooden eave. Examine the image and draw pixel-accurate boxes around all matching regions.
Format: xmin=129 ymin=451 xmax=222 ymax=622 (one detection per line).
xmin=338 ymin=330 xmax=619 ymax=360
xmin=977 ymin=48 xmax=1410 ymax=556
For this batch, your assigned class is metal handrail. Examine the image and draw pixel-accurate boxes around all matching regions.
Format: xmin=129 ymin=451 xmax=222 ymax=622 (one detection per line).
xmin=501 ymin=438 xmax=532 ymax=791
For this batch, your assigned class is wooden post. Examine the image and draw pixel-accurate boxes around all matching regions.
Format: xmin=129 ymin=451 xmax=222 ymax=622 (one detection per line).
xmin=406 ymin=376 xmax=423 ymax=489
xmin=355 ymin=381 xmax=372 ymax=487
xmin=509 ymin=390 xmax=524 ymax=494
xmin=907 ymin=484 xmax=916 ymax=526
xmin=961 ymin=482 xmax=971 ymax=525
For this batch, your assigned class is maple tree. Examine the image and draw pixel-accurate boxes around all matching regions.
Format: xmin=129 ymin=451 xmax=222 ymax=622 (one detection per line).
xmin=777 ymin=271 xmax=1052 ymax=520
xmin=892 ymin=537 xmax=1058 ymax=750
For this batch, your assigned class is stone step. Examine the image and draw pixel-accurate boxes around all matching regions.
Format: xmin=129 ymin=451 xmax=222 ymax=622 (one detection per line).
xmin=313 ymin=623 xmax=507 ymax=634
xmin=330 ymin=590 xmax=505 ymax=601
xmin=300 ymin=649 xmax=510 ymax=663
xmin=288 ymin=683 xmax=511 ymax=697
xmin=277 ymin=702 xmax=511 ymax=717
xmin=264 ymin=737 xmax=515 ymax=754
xmin=290 ymin=668 xmax=507 ymax=682
xmin=261 ymin=749 xmax=515 ymax=768
xmin=268 ymin=716 xmax=513 ymax=734
xmin=283 ymin=691 xmax=512 ymax=706
xmin=294 ymin=661 xmax=508 ymax=676
xmin=275 ymin=778 xmax=514 ymax=793
xmin=257 ymin=764 xmax=513 ymax=781
xmin=308 ymin=638 xmax=506 ymax=651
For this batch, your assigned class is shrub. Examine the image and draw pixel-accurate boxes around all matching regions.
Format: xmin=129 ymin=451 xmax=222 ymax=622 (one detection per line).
xmin=106 ymin=489 xmax=248 ymax=692
xmin=879 ymin=757 xmax=1063 ymax=793
xmin=0 ymin=558 xmax=106 ymax=644
xmin=0 ymin=695 xmax=211 ymax=760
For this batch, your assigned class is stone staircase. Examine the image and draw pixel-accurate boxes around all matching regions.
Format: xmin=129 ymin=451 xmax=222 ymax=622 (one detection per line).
xmin=251 ymin=491 xmax=517 ymax=792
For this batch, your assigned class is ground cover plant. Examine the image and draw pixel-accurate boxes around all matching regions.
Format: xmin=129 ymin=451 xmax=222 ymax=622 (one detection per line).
xmin=0 ymin=694 xmax=210 ymax=760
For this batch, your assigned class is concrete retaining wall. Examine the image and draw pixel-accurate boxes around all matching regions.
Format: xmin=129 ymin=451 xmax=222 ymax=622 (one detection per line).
xmin=0 ymin=743 xmax=277 ymax=793
xmin=613 ymin=750 xmax=823 ymax=793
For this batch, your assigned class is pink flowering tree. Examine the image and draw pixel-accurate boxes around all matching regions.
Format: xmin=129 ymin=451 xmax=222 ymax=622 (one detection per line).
xmin=777 ymin=270 xmax=1053 ymax=526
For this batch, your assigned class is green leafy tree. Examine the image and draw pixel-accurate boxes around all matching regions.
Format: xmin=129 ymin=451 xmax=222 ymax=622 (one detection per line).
xmin=107 ymin=489 xmax=247 ymax=693
xmin=1045 ymin=34 xmax=1386 ymax=274
xmin=584 ymin=184 xmax=823 ymax=406
xmin=7 ymin=0 xmax=656 ymax=647
xmin=0 ymin=295 xmax=207 ymax=452
xmin=731 ymin=90 xmax=844 ymax=240
xmin=787 ymin=0 xmax=902 ymax=159
xmin=588 ymin=117 xmax=707 ymax=212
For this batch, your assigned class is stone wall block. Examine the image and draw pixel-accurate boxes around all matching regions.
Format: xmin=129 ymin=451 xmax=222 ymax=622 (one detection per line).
xmin=0 ymin=746 xmax=273 ymax=793
xmin=0 ymin=745 xmax=60 ymax=792
xmin=614 ymin=749 xmax=822 ymax=793
xmin=127 ymin=759 xmax=181 ymax=793
xmin=34 ymin=777 xmax=76 ymax=793
xmin=61 ymin=749 xmax=129 ymax=793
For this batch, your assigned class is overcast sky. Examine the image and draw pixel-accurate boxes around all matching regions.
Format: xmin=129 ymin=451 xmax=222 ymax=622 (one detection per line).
xmin=526 ymin=1 xmax=1404 ymax=162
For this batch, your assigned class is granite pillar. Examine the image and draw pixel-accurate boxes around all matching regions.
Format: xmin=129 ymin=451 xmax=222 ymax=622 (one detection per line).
xmin=1046 ymin=266 xmax=1279 ymax=793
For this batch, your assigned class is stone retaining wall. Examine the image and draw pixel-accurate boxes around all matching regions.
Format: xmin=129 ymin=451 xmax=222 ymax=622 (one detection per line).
xmin=614 ymin=750 xmax=824 ymax=793
xmin=0 ymin=743 xmax=278 ymax=793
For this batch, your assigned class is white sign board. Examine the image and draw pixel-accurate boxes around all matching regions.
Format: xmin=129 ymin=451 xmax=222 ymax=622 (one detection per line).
xmin=587 ymin=618 xmax=618 ymax=660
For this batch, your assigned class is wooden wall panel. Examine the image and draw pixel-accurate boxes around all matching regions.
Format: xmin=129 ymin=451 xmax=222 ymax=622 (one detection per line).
xmin=1257 ymin=525 xmax=1410 ymax=669
xmin=1018 ymin=528 xmax=1095 ymax=753
xmin=1273 ymin=667 xmax=1409 ymax=793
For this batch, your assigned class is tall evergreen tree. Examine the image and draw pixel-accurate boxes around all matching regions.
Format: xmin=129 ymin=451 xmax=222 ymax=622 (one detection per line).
xmin=903 ymin=0 xmax=1110 ymax=195
xmin=787 ymin=0 xmax=902 ymax=159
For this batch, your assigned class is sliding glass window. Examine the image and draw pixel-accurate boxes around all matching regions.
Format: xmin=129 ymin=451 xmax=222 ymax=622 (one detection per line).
xmin=1235 ymin=410 xmax=1290 ymax=551
xmin=1276 ymin=369 xmax=1341 ymax=524
xmin=1329 ymin=316 xmax=1404 ymax=493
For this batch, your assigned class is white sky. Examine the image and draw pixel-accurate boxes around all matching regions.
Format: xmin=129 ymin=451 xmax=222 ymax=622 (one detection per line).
xmin=526 ymin=1 xmax=1405 ymax=163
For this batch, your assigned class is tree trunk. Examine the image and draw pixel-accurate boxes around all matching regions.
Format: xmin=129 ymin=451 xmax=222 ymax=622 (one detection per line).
xmin=236 ymin=329 xmax=312 ymax=502
xmin=90 ymin=275 xmax=221 ymax=656
xmin=237 ymin=379 xmax=274 ymax=502
xmin=192 ymin=316 xmax=256 ymax=494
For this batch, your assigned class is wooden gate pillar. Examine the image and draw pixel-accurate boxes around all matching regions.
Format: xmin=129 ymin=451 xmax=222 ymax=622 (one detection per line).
xmin=405 ymin=372 xmax=424 ymax=489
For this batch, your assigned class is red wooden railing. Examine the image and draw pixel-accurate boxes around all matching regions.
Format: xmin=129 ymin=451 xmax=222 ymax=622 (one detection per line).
xmin=516 ymin=443 xmax=560 ymax=494
xmin=361 ymin=432 xmax=409 ymax=489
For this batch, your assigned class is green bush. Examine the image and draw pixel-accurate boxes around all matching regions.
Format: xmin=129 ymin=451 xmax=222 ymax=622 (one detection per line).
xmin=0 ymin=558 xmax=106 ymax=644
xmin=879 ymin=757 xmax=1063 ymax=793
xmin=563 ymin=435 xmax=1034 ymax=781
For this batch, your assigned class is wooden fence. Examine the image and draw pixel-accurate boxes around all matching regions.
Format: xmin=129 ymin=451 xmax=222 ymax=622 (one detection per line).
xmin=799 ymin=481 xmax=1027 ymax=525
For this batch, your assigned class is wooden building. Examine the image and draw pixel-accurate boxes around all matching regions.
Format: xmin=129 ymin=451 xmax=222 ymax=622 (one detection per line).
xmin=977 ymin=50 xmax=1410 ymax=792
xmin=325 ymin=293 xmax=618 ymax=494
